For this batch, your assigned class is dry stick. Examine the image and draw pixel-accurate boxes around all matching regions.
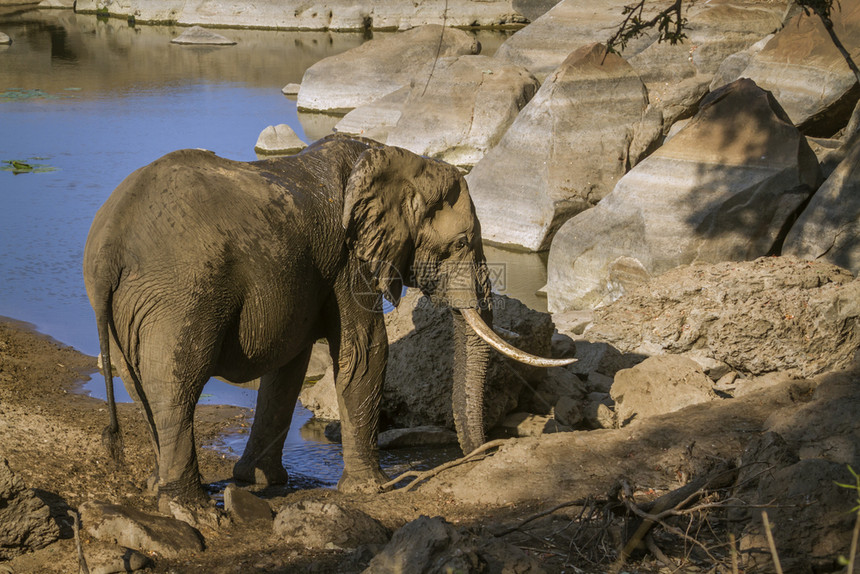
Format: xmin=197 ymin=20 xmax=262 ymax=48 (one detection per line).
xmin=68 ymin=509 xmax=90 ymax=574
xmin=730 ymin=533 xmax=739 ymax=574
xmin=493 ymin=498 xmax=595 ymax=537
xmin=761 ymin=511 xmax=784 ymax=574
xmin=381 ymin=438 xmax=508 ymax=492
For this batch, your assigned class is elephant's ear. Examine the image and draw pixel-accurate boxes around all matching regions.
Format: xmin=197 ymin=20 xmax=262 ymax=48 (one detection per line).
xmin=342 ymin=146 xmax=452 ymax=307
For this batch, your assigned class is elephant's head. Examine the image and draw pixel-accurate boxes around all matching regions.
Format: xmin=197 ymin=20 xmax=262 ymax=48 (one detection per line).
xmin=342 ymin=144 xmax=573 ymax=453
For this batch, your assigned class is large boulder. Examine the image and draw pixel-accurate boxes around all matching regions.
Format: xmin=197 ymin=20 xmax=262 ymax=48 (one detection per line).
xmin=628 ymin=0 xmax=784 ymax=127
xmin=273 ymin=500 xmax=388 ymax=550
xmin=76 ymin=0 xmax=526 ymax=30
xmin=297 ymin=25 xmax=480 ymax=113
xmin=493 ymin=0 xmax=659 ymax=81
xmin=467 ymin=43 xmax=650 ymax=251
xmin=0 ymin=457 xmax=59 ymax=559
xmin=783 ymin=133 xmax=860 ymax=275
xmin=546 ymin=79 xmax=822 ymax=311
xmin=740 ymin=4 xmax=860 ymax=135
xmin=585 ymin=256 xmax=860 ymax=378
xmin=300 ymin=290 xmax=557 ymax=433
xmin=383 ymin=55 xmax=539 ymax=168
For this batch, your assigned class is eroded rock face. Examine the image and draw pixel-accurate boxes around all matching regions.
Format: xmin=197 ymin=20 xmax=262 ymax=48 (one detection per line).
xmin=740 ymin=4 xmax=860 ymax=135
xmin=547 ymin=79 xmax=822 ymax=311
xmin=468 ymin=43 xmax=650 ymax=251
xmin=783 ymin=133 xmax=860 ymax=275
xmin=0 ymin=457 xmax=59 ymax=560
xmin=586 ymin=256 xmax=860 ymax=377
xmin=297 ymin=25 xmax=480 ymax=113
xmin=384 ymin=55 xmax=539 ymax=168
xmin=273 ymin=500 xmax=388 ymax=550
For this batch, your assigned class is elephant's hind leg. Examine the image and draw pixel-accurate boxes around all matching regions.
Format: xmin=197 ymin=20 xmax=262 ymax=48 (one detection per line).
xmin=233 ymin=346 xmax=313 ymax=486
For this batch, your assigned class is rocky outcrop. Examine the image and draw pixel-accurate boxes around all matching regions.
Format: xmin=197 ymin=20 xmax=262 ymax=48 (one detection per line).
xmin=273 ymin=500 xmax=388 ymax=550
xmin=254 ymin=124 xmax=307 ymax=155
xmin=384 ymin=55 xmax=539 ymax=168
xmin=335 ymin=87 xmax=409 ymax=143
xmin=783 ymin=133 xmax=860 ymax=275
xmin=75 ymin=0 xmax=527 ymax=30
xmin=546 ymin=79 xmax=822 ymax=311
xmin=80 ymin=501 xmax=204 ymax=559
xmin=468 ymin=43 xmax=650 ymax=251
xmin=364 ymin=515 xmax=544 ymax=574
xmin=170 ymin=25 xmax=236 ymax=45
xmin=297 ymin=26 xmax=480 ymax=113
xmin=740 ymin=4 xmax=860 ymax=135
xmin=300 ymin=290 xmax=558 ymax=434
xmin=611 ymin=355 xmax=717 ymax=426
xmin=586 ymin=257 xmax=860 ymax=378
xmin=0 ymin=457 xmax=59 ymax=559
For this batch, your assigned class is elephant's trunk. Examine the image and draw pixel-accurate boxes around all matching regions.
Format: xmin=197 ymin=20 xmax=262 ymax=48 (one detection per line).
xmin=451 ymin=308 xmax=491 ymax=454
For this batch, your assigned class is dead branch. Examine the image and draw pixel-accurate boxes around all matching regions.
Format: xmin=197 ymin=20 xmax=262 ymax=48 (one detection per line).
xmin=492 ymin=498 xmax=601 ymax=537
xmin=381 ymin=438 xmax=508 ymax=492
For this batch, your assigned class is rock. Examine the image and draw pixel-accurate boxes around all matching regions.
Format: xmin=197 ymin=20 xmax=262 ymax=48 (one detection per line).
xmin=628 ymin=2 xmax=783 ymax=127
xmin=783 ymin=134 xmax=860 ymax=275
xmin=297 ymin=25 xmax=479 ymax=113
xmin=299 ymin=369 xmax=339 ymax=421
xmin=223 ymin=484 xmax=273 ymax=527
xmin=518 ymin=365 xmax=585 ymax=414
xmin=0 ymin=458 xmax=59 ymax=559
xmin=584 ymin=372 xmax=614 ymax=394
xmin=364 ymin=515 xmax=544 ymax=573
xmin=0 ymin=32 xmax=11 ymax=45
xmin=76 ymin=0 xmax=526 ymax=30
xmin=710 ymin=34 xmax=774 ymax=92
xmin=378 ymin=426 xmax=458 ymax=449
xmin=586 ymin=256 xmax=860 ymax=377
xmin=334 ymin=87 xmax=410 ymax=143
xmin=498 ymin=412 xmax=571 ymax=437
xmin=740 ymin=4 xmax=860 ymax=135
xmin=553 ymin=395 xmax=583 ymax=427
xmin=468 ymin=43 xmax=650 ymax=251
xmin=306 ymin=341 xmax=331 ymax=380
xmin=281 ymin=83 xmax=301 ymax=96
xmin=273 ymin=500 xmax=388 ymax=550
xmin=79 ymin=501 xmax=203 ymax=559
xmin=254 ymin=124 xmax=307 ymax=156
xmin=170 ymin=26 xmax=236 ymax=45
xmin=384 ymin=55 xmax=539 ymax=168
xmin=494 ymin=0 xmax=658 ymax=81
xmin=546 ymin=78 xmax=823 ymax=311
xmin=611 ymin=355 xmax=718 ymax=426
xmin=82 ymin=542 xmax=151 ymax=574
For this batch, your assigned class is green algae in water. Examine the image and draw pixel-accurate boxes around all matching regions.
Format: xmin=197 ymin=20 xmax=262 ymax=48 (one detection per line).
xmin=1 ymin=159 xmax=59 ymax=174
xmin=0 ymin=88 xmax=64 ymax=102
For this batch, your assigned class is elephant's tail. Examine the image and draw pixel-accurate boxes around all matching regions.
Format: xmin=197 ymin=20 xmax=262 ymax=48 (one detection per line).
xmin=94 ymin=280 xmax=123 ymax=463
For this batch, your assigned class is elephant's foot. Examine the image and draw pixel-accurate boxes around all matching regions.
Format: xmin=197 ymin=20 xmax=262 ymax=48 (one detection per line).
xmin=337 ymin=466 xmax=388 ymax=494
xmin=233 ymin=456 xmax=289 ymax=486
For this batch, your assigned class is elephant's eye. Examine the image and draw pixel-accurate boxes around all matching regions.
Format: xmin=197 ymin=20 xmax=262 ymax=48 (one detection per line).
xmin=454 ymin=236 xmax=469 ymax=252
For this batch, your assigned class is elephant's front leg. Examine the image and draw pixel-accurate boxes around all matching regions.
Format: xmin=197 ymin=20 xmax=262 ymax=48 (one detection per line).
xmin=233 ymin=346 xmax=313 ymax=485
xmin=333 ymin=313 xmax=389 ymax=493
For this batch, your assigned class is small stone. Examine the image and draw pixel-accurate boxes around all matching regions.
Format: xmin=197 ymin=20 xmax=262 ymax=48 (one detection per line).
xmin=223 ymin=484 xmax=273 ymax=527
xmin=0 ymin=32 xmax=11 ymax=45
xmin=553 ymin=396 xmax=583 ymax=428
xmin=171 ymin=26 xmax=236 ymax=45
xmin=281 ymin=83 xmax=301 ymax=96
xmin=254 ymin=124 xmax=307 ymax=156
xmin=84 ymin=542 xmax=151 ymax=574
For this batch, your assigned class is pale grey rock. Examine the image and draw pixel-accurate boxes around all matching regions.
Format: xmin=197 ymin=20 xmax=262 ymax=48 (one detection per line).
xmin=171 ymin=25 xmax=236 ymax=45
xmin=0 ymin=32 xmax=10 ymax=45
xmin=254 ymin=124 xmax=307 ymax=155
xmin=306 ymin=341 xmax=331 ymax=381
xmin=80 ymin=501 xmax=203 ymax=559
xmin=297 ymin=25 xmax=480 ymax=113
xmin=783 ymin=134 xmax=860 ymax=275
xmin=740 ymin=5 xmax=860 ymax=135
xmin=494 ymin=0 xmax=658 ymax=81
xmin=334 ymin=87 xmax=410 ymax=143
xmin=546 ymin=79 xmax=822 ymax=312
xmin=273 ymin=500 xmax=388 ymax=549
xmin=385 ymin=55 xmax=539 ymax=168
xmin=76 ymin=0 xmax=526 ymax=30
xmin=378 ymin=426 xmax=458 ymax=449
xmin=299 ymin=369 xmax=338 ymax=420
xmin=586 ymin=257 xmax=860 ymax=377
xmin=468 ymin=43 xmax=649 ymax=251
xmin=0 ymin=458 xmax=59 ymax=559
xmin=710 ymin=34 xmax=774 ymax=91
xmin=83 ymin=542 xmax=151 ymax=574
xmin=223 ymin=484 xmax=273 ymax=527
xmin=281 ymin=83 xmax=301 ymax=96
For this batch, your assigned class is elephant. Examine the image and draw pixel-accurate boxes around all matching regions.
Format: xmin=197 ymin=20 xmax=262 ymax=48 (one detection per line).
xmin=83 ymin=134 xmax=572 ymax=513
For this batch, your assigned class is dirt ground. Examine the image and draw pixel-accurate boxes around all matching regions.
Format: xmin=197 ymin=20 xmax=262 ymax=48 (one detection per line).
xmin=2 ymin=317 xmax=858 ymax=573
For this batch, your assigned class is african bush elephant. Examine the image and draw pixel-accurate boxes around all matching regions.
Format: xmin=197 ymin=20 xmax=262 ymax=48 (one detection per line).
xmin=83 ymin=134 xmax=571 ymax=513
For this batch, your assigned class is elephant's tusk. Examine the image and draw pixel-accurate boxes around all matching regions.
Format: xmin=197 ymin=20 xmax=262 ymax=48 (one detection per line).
xmin=460 ymin=308 xmax=577 ymax=367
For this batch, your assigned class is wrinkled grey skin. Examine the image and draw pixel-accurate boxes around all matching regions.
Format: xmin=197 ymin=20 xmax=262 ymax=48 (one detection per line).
xmin=83 ymin=135 xmax=493 ymax=511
